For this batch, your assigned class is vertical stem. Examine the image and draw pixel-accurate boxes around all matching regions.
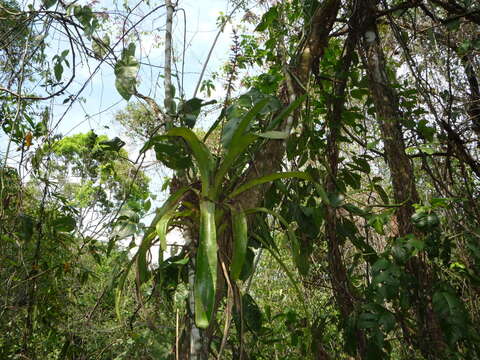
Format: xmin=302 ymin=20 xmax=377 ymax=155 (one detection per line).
xmin=188 ymin=253 xmax=202 ymax=360
xmin=360 ymin=3 xmax=446 ymax=356
xmin=323 ymin=21 xmax=367 ymax=358
xmin=164 ymin=0 xmax=174 ymax=125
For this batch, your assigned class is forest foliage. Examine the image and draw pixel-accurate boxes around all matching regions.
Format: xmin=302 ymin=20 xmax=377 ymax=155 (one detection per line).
xmin=1 ymin=0 xmax=480 ymax=359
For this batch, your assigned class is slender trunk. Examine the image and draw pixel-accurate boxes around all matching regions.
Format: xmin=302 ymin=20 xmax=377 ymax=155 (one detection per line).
xmin=163 ymin=2 xmax=204 ymax=358
xmin=360 ymin=5 xmax=447 ymax=357
xmin=188 ymin=253 xmax=203 ymax=360
xmin=323 ymin=6 xmax=368 ymax=358
xmin=164 ymin=0 xmax=174 ymax=125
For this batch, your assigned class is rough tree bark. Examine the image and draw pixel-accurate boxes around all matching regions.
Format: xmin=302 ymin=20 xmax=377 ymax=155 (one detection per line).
xmin=360 ymin=2 xmax=447 ymax=357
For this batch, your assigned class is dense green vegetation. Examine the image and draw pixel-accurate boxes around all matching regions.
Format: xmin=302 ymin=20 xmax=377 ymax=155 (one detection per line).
xmin=1 ymin=0 xmax=480 ymax=359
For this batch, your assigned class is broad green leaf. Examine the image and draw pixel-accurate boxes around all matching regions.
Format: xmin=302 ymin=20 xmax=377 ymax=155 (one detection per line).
xmin=143 ymin=136 xmax=192 ymax=170
xmin=239 ymin=247 xmax=255 ymax=281
xmin=167 ymin=127 xmax=214 ymax=196
xmin=99 ymin=137 xmax=125 ymax=152
xmin=54 ymin=62 xmax=63 ymax=81
xmin=228 ymin=172 xmax=312 ymax=199
xmin=230 ymin=207 xmax=248 ymax=281
xmin=224 ymin=97 xmax=270 ymax=149
xmin=368 ymin=215 xmax=386 ymax=235
xmin=177 ymin=97 xmax=205 ymax=128
xmin=255 ymin=5 xmax=278 ymax=32
xmin=213 ymin=133 xmax=256 ymax=196
xmin=343 ymin=203 xmax=367 ymax=216
xmin=373 ymin=184 xmax=389 ymax=204
xmin=136 ymin=237 xmax=152 ymax=286
xmin=143 ymin=199 xmax=151 ymax=212
xmin=268 ymin=94 xmax=307 ymax=130
xmin=54 ymin=215 xmax=76 ymax=232
xmin=195 ymin=200 xmax=218 ymax=328
xmin=43 ymin=0 xmax=57 ymax=8
xmin=114 ymin=47 xmax=139 ymax=101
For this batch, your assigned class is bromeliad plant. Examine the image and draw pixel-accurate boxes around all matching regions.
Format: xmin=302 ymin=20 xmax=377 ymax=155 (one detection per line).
xmin=120 ymin=90 xmax=310 ymax=328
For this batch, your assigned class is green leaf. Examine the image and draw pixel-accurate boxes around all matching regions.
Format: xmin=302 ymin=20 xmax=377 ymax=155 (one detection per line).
xmin=18 ymin=214 xmax=34 ymax=242
xmin=114 ymin=46 xmax=139 ymax=100
xmin=142 ymin=136 xmax=192 ymax=170
xmin=228 ymin=172 xmax=312 ymax=199
xmin=255 ymin=5 xmax=278 ymax=32
xmin=167 ymin=127 xmax=214 ymax=196
xmin=213 ymin=133 xmax=256 ymax=196
xmin=99 ymin=137 xmax=126 ymax=152
xmin=255 ymin=130 xmax=289 ymax=139
xmin=195 ymin=200 xmax=218 ymax=328
xmin=136 ymin=186 xmax=190 ymax=286
xmin=156 ymin=212 xmax=175 ymax=252
xmin=268 ymin=94 xmax=307 ymax=130
xmin=246 ymin=207 xmax=307 ymax=275
xmin=368 ymin=214 xmax=386 ymax=235
xmin=222 ymin=97 xmax=270 ymax=149
xmin=178 ymin=97 xmax=205 ymax=128
xmin=43 ymin=0 xmax=57 ymax=9
xmin=373 ymin=184 xmax=389 ymax=204
xmin=230 ymin=207 xmax=248 ymax=281
xmin=54 ymin=62 xmax=63 ymax=81
xmin=242 ymin=293 xmax=263 ymax=333
xmin=239 ymin=248 xmax=255 ymax=281
xmin=54 ymin=215 xmax=76 ymax=232
xmin=92 ymin=35 xmax=110 ymax=58
xmin=445 ymin=18 xmax=460 ymax=31
xmin=143 ymin=199 xmax=151 ymax=212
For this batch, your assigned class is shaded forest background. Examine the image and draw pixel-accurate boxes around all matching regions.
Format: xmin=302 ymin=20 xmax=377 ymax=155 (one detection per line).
xmin=1 ymin=0 xmax=480 ymax=359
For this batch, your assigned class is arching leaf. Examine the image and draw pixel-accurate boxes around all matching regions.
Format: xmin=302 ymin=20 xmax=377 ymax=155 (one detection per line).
xmin=167 ymin=127 xmax=214 ymax=196
xmin=228 ymin=172 xmax=312 ymax=199
xmin=195 ymin=200 xmax=218 ymax=328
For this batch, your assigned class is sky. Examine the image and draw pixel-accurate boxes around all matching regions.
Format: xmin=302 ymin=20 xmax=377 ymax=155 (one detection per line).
xmin=1 ymin=0 xmax=257 ymax=261
xmin=50 ymin=0 xmax=239 ymax=137
xmin=2 ymin=0 xmax=245 ymax=177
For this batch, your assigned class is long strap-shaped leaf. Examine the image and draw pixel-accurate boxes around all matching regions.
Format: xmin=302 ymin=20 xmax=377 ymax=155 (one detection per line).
xmin=228 ymin=171 xmax=312 ymax=199
xmin=156 ymin=211 xmax=175 ymax=252
xmin=195 ymin=200 xmax=218 ymax=328
xmin=136 ymin=186 xmax=190 ymax=286
xmin=229 ymin=97 xmax=270 ymax=147
xmin=167 ymin=127 xmax=214 ymax=196
xmin=230 ymin=206 xmax=248 ymax=281
xmin=267 ymin=94 xmax=307 ymax=130
xmin=213 ymin=98 xmax=270 ymax=196
xmin=213 ymin=133 xmax=256 ymax=197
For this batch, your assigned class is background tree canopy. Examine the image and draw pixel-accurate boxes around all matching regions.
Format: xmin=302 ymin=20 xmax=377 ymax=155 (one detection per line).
xmin=1 ymin=0 xmax=480 ymax=359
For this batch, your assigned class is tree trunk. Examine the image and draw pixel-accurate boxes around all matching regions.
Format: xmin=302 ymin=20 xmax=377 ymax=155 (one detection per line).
xmin=360 ymin=4 xmax=447 ymax=357
xmin=323 ymin=5 xmax=369 ymax=358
